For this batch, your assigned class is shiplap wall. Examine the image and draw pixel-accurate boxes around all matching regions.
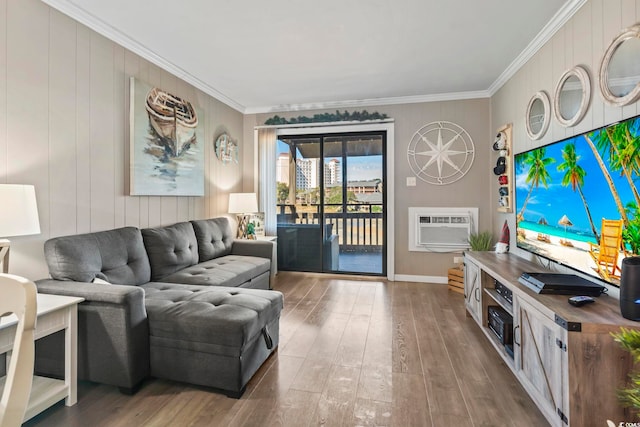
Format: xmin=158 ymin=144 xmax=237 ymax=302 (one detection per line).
xmin=0 ymin=0 xmax=244 ymax=280
xmin=491 ymin=0 xmax=640 ymax=266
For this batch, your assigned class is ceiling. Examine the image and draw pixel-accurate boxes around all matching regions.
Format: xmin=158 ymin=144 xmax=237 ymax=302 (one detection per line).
xmin=42 ymin=0 xmax=585 ymax=114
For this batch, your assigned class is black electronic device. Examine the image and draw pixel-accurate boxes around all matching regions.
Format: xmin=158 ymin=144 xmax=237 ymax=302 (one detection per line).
xmin=620 ymin=257 xmax=640 ymax=321
xmin=488 ymin=306 xmax=513 ymax=345
xmin=494 ymin=280 xmax=513 ymax=304
xmin=518 ymin=272 xmax=605 ymax=296
xmin=568 ymin=295 xmax=595 ymax=307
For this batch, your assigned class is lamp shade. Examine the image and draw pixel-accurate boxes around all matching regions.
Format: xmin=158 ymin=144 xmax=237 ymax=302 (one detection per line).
xmin=0 ymin=184 xmax=40 ymax=237
xmin=228 ymin=193 xmax=258 ymax=214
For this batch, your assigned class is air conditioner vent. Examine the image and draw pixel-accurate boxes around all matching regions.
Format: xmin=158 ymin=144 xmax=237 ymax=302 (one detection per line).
xmin=408 ymin=207 xmax=478 ymax=252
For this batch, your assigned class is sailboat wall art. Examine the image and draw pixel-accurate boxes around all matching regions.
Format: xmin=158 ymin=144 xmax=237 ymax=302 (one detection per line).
xmin=129 ymin=77 xmax=205 ymax=196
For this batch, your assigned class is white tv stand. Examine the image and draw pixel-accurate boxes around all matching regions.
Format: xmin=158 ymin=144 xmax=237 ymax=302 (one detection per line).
xmin=464 ymin=251 xmax=638 ymax=427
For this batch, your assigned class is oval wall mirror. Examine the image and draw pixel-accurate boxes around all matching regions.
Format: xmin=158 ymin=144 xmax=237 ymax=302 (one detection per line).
xmin=554 ymin=66 xmax=591 ymax=127
xmin=599 ymin=24 xmax=640 ymax=106
xmin=525 ymin=91 xmax=551 ymax=140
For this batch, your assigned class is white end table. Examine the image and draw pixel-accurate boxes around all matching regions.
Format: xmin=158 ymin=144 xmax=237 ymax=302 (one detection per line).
xmin=0 ymin=293 xmax=84 ymax=422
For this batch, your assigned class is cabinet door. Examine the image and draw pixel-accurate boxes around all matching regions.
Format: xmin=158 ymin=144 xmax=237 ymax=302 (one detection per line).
xmin=514 ymin=297 xmax=567 ymax=426
xmin=464 ymin=258 xmax=481 ymax=322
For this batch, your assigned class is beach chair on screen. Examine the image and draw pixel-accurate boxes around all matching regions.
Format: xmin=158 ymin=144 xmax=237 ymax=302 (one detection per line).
xmin=588 ymin=219 xmax=624 ymax=280
xmin=536 ymin=233 xmax=551 ymax=243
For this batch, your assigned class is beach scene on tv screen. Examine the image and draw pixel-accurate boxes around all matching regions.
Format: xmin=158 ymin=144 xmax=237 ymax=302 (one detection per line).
xmin=515 ymin=115 xmax=640 ymax=286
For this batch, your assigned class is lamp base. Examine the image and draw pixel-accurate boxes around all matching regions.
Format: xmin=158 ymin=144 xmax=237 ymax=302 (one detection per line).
xmin=236 ymin=214 xmax=250 ymax=239
xmin=0 ymin=239 xmax=10 ymax=274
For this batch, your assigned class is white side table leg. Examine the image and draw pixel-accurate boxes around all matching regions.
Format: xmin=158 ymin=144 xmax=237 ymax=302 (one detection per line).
xmin=65 ymin=304 xmax=78 ymax=406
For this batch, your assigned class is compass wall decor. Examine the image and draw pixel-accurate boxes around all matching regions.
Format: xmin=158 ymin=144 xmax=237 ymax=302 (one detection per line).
xmin=407 ymin=121 xmax=475 ymax=185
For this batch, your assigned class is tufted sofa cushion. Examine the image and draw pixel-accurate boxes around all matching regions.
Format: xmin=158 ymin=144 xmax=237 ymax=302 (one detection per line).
xmin=44 ymin=227 xmax=151 ymax=285
xmin=190 ymin=217 xmax=234 ymax=262
xmin=157 ymin=255 xmax=270 ymax=287
xmin=142 ymin=282 xmax=283 ymax=352
xmin=142 ymin=222 xmax=199 ymax=281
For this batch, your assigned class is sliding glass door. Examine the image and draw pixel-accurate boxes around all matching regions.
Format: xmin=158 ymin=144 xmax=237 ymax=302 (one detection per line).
xmin=276 ymin=137 xmax=323 ymax=272
xmin=276 ymin=132 xmax=386 ymax=275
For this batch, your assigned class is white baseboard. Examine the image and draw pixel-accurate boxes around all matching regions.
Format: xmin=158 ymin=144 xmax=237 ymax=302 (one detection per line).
xmin=393 ymin=274 xmax=448 ymax=284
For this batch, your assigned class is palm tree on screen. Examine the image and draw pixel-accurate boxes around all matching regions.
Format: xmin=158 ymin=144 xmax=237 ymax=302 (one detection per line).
xmin=584 ymin=132 xmax=629 ymax=224
xmin=517 ymin=147 xmax=554 ymax=221
xmin=595 ymin=123 xmax=640 ymax=207
xmin=612 ymin=124 xmax=640 ymax=202
xmin=557 ymin=143 xmax=599 ymax=241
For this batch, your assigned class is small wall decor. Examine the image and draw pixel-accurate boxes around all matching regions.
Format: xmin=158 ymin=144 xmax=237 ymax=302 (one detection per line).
xmin=407 ymin=121 xmax=475 ymax=185
xmin=264 ymin=110 xmax=388 ymax=125
xmin=554 ymin=65 xmax=591 ymax=127
xmin=525 ymin=91 xmax=551 ymax=140
xmin=493 ymin=123 xmax=513 ymax=213
xmin=129 ymin=77 xmax=204 ymax=196
xmin=599 ymin=23 xmax=640 ymax=107
xmin=214 ymin=133 xmax=239 ymax=164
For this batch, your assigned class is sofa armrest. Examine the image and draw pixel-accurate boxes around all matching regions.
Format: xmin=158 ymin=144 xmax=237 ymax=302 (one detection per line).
xmin=36 ymin=279 xmax=145 ymax=305
xmin=34 ymin=279 xmax=149 ymax=390
xmin=231 ymin=239 xmax=274 ymax=261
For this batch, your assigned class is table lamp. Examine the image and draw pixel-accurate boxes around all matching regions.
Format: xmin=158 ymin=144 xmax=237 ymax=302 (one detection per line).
xmin=0 ymin=184 xmax=40 ymax=273
xmin=228 ymin=193 xmax=258 ymax=239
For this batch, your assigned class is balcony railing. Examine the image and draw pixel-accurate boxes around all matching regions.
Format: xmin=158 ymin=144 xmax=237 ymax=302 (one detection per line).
xmin=277 ymin=203 xmax=383 ymax=252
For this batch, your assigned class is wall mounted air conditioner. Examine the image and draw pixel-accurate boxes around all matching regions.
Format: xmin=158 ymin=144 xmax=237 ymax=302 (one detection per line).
xmin=408 ymin=207 xmax=478 ymax=252
xmin=417 ymin=214 xmax=471 ymax=247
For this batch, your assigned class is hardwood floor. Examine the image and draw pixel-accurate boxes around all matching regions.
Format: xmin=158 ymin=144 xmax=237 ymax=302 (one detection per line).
xmin=25 ymin=272 xmax=548 ymax=427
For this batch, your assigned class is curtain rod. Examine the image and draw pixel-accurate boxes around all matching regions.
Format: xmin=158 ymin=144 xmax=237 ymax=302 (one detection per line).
xmin=254 ymin=118 xmax=394 ymax=130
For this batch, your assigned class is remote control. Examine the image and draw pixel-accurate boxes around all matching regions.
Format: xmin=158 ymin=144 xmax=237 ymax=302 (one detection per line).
xmin=568 ymin=295 xmax=595 ymax=307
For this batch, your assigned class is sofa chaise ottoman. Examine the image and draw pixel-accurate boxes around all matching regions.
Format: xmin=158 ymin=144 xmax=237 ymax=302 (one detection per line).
xmin=34 ymin=217 xmax=283 ymax=396
xmin=144 ymin=283 xmax=280 ymax=396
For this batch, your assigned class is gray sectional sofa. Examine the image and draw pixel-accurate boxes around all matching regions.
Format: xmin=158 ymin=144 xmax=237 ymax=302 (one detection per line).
xmin=34 ymin=217 xmax=283 ymax=397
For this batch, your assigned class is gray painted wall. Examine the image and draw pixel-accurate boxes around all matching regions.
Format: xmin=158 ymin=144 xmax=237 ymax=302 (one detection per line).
xmin=0 ymin=0 xmax=244 ymax=279
xmin=491 ymin=0 xmax=640 ymax=268
xmin=247 ymin=98 xmax=492 ymax=278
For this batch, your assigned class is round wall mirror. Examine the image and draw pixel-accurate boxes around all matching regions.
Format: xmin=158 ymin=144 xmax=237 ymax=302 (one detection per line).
xmin=525 ymin=91 xmax=551 ymax=140
xmin=599 ymin=24 xmax=640 ymax=106
xmin=554 ymin=66 xmax=591 ymax=127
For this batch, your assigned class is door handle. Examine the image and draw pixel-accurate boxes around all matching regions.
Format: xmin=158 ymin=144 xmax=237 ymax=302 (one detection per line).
xmin=513 ymin=325 xmax=520 ymax=346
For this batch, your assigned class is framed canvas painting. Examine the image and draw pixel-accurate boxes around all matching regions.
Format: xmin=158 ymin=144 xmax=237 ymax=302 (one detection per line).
xmin=129 ymin=77 xmax=205 ymax=196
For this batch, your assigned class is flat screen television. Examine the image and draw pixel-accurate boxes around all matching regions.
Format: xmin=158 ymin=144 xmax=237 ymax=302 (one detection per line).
xmin=514 ymin=114 xmax=640 ymax=287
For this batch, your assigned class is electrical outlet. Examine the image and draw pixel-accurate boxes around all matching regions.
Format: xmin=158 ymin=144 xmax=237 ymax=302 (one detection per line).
xmin=406 ymin=176 xmax=416 ymax=187
xmin=454 ymin=256 xmax=463 ymax=264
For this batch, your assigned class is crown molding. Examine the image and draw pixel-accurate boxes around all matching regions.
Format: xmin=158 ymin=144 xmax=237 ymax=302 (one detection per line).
xmin=487 ymin=0 xmax=587 ymax=96
xmin=40 ymin=0 xmax=246 ymax=113
xmin=244 ymin=90 xmax=491 ymax=115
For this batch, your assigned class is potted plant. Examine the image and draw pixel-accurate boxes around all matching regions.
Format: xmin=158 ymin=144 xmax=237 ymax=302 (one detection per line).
xmin=468 ymin=231 xmax=494 ymax=251
xmin=612 ymin=328 xmax=640 ymax=415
